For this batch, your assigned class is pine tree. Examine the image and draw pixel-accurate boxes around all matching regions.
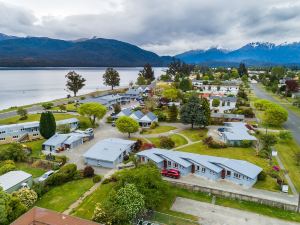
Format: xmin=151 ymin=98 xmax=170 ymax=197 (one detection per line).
xmin=39 ymin=111 xmax=56 ymax=139
xmin=168 ymin=104 xmax=178 ymax=122
xmin=201 ymin=97 xmax=211 ymax=127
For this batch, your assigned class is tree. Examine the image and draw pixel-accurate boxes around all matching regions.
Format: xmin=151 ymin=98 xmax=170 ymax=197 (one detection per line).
xmin=39 ymin=111 xmax=56 ymax=139
xmin=201 ymin=97 xmax=210 ymax=127
xmin=56 ymin=124 xmax=71 ymax=134
xmin=263 ymin=105 xmax=288 ymax=127
xmin=113 ymin=104 xmax=121 ymax=114
xmin=17 ymin=108 xmax=28 ymax=120
xmin=271 ymin=66 xmax=285 ymax=82
xmin=78 ymin=103 xmax=107 ymax=127
xmin=285 ymin=80 xmax=299 ymax=96
xmin=162 ymin=88 xmax=178 ymax=101
xmin=179 ymin=78 xmax=192 ymax=91
xmin=41 ymin=102 xmax=54 ymax=110
xmin=259 ymin=133 xmax=277 ymax=160
xmin=115 ymin=116 xmax=139 ymax=138
xmin=159 ymin=136 xmax=175 ymax=149
xmin=212 ymin=98 xmax=220 ymax=107
xmin=13 ymin=188 xmax=38 ymax=209
xmin=230 ymin=68 xmax=239 ymax=79
xmin=65 ymin=71 xmax=86 ymax=97
xmin=180 ymin=95 xmax=209 ymax=128
xmin=103 ymin=67 xmax=120 ymax=90
xmin=0 ymin=144 xmax=26 ymax=162
xmin=136 ymin=75 xmax=147 ymax=85
xmin=238 ymin=63 xmax=248 ymax=77
xmin=168 ymin=104 xmax=178 ymax=122
xmin=83 ymin=166 xmax=94 ymax=177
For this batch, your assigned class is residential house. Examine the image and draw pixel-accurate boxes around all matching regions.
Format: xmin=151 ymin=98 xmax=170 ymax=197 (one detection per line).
xmin=115 ymin=109 xmax=158 ymax=127
xmin=0 ymin=118 xmax=79 ymax=145
xmin=11 ymin=207 xmax=100 ymax=225
xmin=124 ymin=88 xmax=143 ymax=100
xmin=211 ymin=113 xmax=245 ymax=122
xmin=81 ymin=94 xmax=130 ymax=109
xmin=220 ymin=122 xmax=257 ymax=145
xmin=129 ymin=110 xmax=144 ymax=120
xmin=137 ymin=149 xmax=262 ymax=187
xmin=0 ymin=171 xmax=32 ymax=193
xmin=83 ymin=138 xmax=136 ymax=168
xmin=139 ymin=112 xmax=158 ymax=127
xmin=210 ymin=96 xmax=237 ymax=113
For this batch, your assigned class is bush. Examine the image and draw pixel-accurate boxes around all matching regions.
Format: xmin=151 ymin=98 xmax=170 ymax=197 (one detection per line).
xmin=32 ymin=182 xmax=49 ymax=197
xmin=56 ymin=124 xmax=71 ymax=134
xmin=150 ymin=121 xmax=159 ymax=129
xmin=155 ymin=111 xmax=167 ymax=122
xmin=159 ymin=136 xmax=175 ymax=149
xmin=203 ymin=136 xmax=227 ymax=148
xmin=0 ymin=143 xmax=27 ymax=162
xmin=106 ymin=116 xmax=113 ymax=123
xmin=257 ymin=171 xmax=267 ymax=181
xmin=78 ymin=120 xmax=90 ymax=129
xmin=46 ymin=163 xmax=77 ymax=186
xmin=58 ymin=105 xmax=66 ymax=111
xmin=241 ymin=140 xmax=252 ymax=148
xmin=140 ymin=143 xmax=155 ymax=150
xmin=83 ymin=166 xmax=94 ymax=178
xmin=41 ymin=102 xmax=54 ymax=110
xmin=93 ymin=175 xmax=102 ymax=183
xmin=32 ymin=160 xmax=53 ymax=170
xmin=123 ymin=154 xmax=129 ymax=161
xmin=13 ymin=188 xmax=38 ymax=209
xmin=0 ymin=162 xmax=16 ymax=175
xmin=133 ymin=139 xmax=143 ymax=152
xmin=278 ymin=131 xmax=292 ymax=141
xmin=55 ymin=155 xmax=67 ymax=165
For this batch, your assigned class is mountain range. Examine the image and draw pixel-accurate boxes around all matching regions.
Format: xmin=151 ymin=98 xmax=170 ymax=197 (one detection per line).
xmin=0 ymin=33 xmax=300 ymax=67
xmin=175 ymin=42 xmax=300 ymax=66
xmin=0 ymin=34 xmax=171 ymax=67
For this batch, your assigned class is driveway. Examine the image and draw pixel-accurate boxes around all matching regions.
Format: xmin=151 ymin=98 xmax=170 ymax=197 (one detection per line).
xmin=172 ymin=197 xmax=300 ymax=225
xmin=251 ymin=84 xmax=300 ymax=145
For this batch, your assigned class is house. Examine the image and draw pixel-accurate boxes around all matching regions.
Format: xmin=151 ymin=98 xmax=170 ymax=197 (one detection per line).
xmin=137 ymin=149 xmax=262 ymax=187
xmin=124 ymin=88 xmax=143 ymax=99
xmin=210 ymin=96 xmax=237 ymax=113
xmin=192 ymin=80 xmax=239 ymax=96
xmin=116 ymin=108 xmax=133 ymax=118
xmin=139 ymin=112 xmax=158 ymax=127
xmin=81 ymin=94 xmax=130 ymax=109
xmin=11 ymin=207 xmax=100 ymax=225
xmin=0 ymin=118 xmax=79 ymax=145
xmin=129 ymin=110 xmax=144 ymax=120
xmin=211 ymin=113 xmax=245 ymax=122
xmin=0 ymin=171 xmax=32 ymax=193
xmin=220 ymin=122 xmax=257 ymax=145
xmin=83 ymin=138 xmax=136 ymax=168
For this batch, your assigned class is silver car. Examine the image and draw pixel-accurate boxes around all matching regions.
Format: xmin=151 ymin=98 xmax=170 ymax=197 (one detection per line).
xmin=38 ymin=170 xmax=55 ymax=182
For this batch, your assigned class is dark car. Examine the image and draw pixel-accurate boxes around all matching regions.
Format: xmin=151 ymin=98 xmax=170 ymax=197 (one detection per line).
xmin=161 ymin=169 xmax=180 ymax=179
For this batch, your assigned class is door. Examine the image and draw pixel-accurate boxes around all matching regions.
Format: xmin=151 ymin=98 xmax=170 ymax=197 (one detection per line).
xmin=221 ymin=169 xmax=226 ymax=179
xmin=191 ymin=164 xmax=195 ymax=173
xmin=163 ymin=160 xmax=167 ymax=169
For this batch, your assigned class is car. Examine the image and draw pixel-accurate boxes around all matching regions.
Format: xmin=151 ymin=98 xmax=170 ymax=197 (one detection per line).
xmin=112 ymin=122 xmax=116 ymax=127
xmin=38 ymin=170 xmax=55 ymax=182
xmin=85 ymin=128 xmax=94 ymax=134
xmin=161 ymin=169 xmax=180 ymax=179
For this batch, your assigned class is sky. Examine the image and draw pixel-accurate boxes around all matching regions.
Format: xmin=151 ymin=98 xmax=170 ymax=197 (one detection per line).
xmin=1 ymin=0 xmax=300 ymax=55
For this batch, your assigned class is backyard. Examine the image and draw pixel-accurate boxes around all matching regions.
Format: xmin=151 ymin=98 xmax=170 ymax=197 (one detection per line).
xmin=15 ymin=162 xmax=46 ymax=178
xmin=148 ymin=134 xmax=188 ymax=148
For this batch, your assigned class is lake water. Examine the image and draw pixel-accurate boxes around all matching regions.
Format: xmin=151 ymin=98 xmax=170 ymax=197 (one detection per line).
xmin=0 ymin=67 xmax=165 ymax=110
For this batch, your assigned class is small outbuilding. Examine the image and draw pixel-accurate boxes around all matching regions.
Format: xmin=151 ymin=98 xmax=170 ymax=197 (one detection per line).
xmin=0 ymin=170 xmax=33 ymax=193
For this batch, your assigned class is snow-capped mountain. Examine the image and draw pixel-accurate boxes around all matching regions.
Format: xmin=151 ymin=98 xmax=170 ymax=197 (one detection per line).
xmin=175 ymin=42 xmax=300 ymax=66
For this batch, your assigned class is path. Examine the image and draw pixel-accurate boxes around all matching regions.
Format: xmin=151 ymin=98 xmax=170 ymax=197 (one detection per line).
xmin=251 ymin=83 xmax=300 ymax=145
xmin=172 ymin=197 xmax=300 ymax=225
xmin=63 ymin=169 xmax=116 ymax=215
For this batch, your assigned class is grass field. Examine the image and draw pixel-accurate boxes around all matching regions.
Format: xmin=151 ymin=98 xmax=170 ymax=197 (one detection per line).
xmin=15 ymin=162 xmax=46 ymax=178
xmin=148 ymin=134 xmax=188 ymax=148
xmin=36 ymin=178 xmax=94 ymax=212
xmin=179 ymin=128 xmax=207 ymax=142
xmin=142 ymin=126 xmax=177 ymax=135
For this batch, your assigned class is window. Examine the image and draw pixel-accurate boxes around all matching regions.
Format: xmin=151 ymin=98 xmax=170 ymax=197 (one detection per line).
xmin=234 ymin=173 xmax=241 ymax=179
xmin=173 ymin=163 xmax=178 ymax=168
xmin=141 ymin=157 xmax=145 ymax=162
xmin=201 ymin=167 xmax=206 ymax=173
xmin=226 ymin=171 xmax=231 ymax=176
xmin=168 ymin=161 xmax=171 ymax=166
xmin=13 ymin=135 xmax=18 ymax=139
xmin=0 ymin=137 xmax=5 ymax=141
xmin=197 ymin=166 xmax=200 ymax=171
xmin=0 ymin=131 xmax=5 ymax=134
xmin=227 ymin=101 xmax=230 ymax=106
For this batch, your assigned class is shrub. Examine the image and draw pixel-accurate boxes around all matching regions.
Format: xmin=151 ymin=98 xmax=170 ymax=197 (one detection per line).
xmin=156 ymin=111 xmax=167 ymax=122
xmin=58 ymin=105 xmax=66 ymax=111
xmin=83 ymin=166 xmax=94 ymax=178
xmin=140 ymin=142 xmax=155 ymax=150
xmin=203 ymin=136 xmax=227 ymax=148
xmin=278 ymin=131 xmax=292 ymax=141
xmin=159 ymin=136 xmax=175 ymax=149
xmin=257 ymin=171 xmax=267 ymax=181
xmin=32 ymin=182 xmax=49 ymax=197
xmin=0 ymin=143 xmax=26 ymax=162
xmin=133 ymin=139 xmax=143 ymax=152
xmin=55 ymin=155 xmax=67 ymax=165
xmin=41 ymin=102 xmax=54 ymax=110
xmin=13 ymin=188 xmax=38 ymax=209
xmin=123 ymin=154 xmax=129 ymax=161
xmin=241 ymin=140 xmax=252 ymax=148
xmin=93 ymin=175 xmax=102 ymax=183
xmin=46 ymin=163 xmax=77 ymax=186
xmin=0 ymin=163 xmax=16 ymax=175
xmin=80 ymin=96 xmax=86 ymax=100
xmin=106 ymin=116 xmax=113 ymax=123
xmin=56 ymin=124 xmax=71 ymax=134
xmin=79 ymin=120 xmax=90 ymax=129
xmin=32 ymin=160 xmax=53 ymax=170
xmin=150 ymin=121 xmax=159 ymax=129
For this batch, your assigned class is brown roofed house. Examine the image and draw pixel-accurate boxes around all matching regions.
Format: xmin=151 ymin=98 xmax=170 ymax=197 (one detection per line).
xmin=11 ymin=207 xmax=101 ymax=225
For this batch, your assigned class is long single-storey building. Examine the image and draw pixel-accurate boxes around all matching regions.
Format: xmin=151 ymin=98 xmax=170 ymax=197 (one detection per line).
xmin=0 ymin=118 xmax=79 ymax=145
xmin=0 ymin=170 xmax=33 ymax=193
xmin=83 ymin=138 xmax=136 ymax=168
xmin=81 ymin=94 xmax=130 ymax=109
xmin=137 ymin=149 xmax=262 ymax=187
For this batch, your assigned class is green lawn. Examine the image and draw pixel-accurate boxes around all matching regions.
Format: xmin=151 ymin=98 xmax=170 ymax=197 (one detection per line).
xmin=148 ymin=134 xmax=188 ymax=148
xmin=276 ymin=139 xmax=300 ymax=191
xmin=72 ymin=183 xmax=114 ymax=220
xmin=142 ymin=126 xmax=177 ymax=135
xmin=36 ymin=178 xmax=94 ymax=212
xmin=179 ymin=128 xmax=207 ymax=142
xmin=177 ymin=142 xmax=279 ymax=191
xmin=52 ymin=103 xmax=78 ymax=111
xmin=24 ymin=139 xmax=44 ymax=158
xmin=15 ymin=162 xmax=46 ymax=178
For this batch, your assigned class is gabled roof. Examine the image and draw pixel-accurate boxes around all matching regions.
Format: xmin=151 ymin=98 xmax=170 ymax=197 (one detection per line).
xmin=140 ymin=112 xmax=157 ymax=122
xmin=83 ymin=138 xmax=136 ymax=162
xmin=43 ymin=132 xmax=87 ymax=146
xmin=137 ymin=149 xmax=262 ymax=179
xmin=130 ymin=110 xmax=144 ymax=119
xmin=0 ymin=171 xmax=32 ymax=191
xmin=56 ymin=118 xmax=79 ymax=125
xmin=222 ymin=122 xmax=257 ymax=141
xmin=126 ymin=88 xmax=142 ymax=95
xmin=117 ymin=108 xmax=132 ymax=117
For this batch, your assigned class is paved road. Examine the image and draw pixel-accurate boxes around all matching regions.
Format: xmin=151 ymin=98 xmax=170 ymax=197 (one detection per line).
xmin=172 ymin=197 xmax=300 ymax=225
xmin=251 ymin=84 xmax=300 ymax=145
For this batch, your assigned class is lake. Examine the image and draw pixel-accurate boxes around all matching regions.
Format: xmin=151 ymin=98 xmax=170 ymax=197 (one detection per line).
xmin=0 ymin=67 xmax=165 ymax=110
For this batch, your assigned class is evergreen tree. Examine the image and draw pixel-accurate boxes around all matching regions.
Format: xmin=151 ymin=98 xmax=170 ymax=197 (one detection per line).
xmin=238 ymin=63 xmax=248 ymax=77
xmin=39 ymin=111 xmax=56 ymax=139
xmin=65 ymin=71 xmax=86 ymax=97
xmin=138 ymin=64 xmax=155 ymax=84
xmin=201 ymin=97 xmax=211 ymax=127
xmin=180 ymin=95 xmax=208 ymax=128
xmin=179 ymin=78 xmax=192 ymax=92
xmin=168 ymin=104 xmax=178 ymax=122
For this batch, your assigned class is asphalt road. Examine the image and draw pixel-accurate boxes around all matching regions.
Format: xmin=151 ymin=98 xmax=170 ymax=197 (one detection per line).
xmin=251 ymin=84 xmax=300 ymax=145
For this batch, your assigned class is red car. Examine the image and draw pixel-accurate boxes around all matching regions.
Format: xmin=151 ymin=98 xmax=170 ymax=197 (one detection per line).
xmin=161 ymin=169 xmax=180 ymax=179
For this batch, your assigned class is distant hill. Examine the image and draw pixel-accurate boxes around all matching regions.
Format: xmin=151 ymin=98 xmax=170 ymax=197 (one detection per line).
xmin=0 ymin=34 xmax=171 ymax=67
xmin=175 ymin=42 xmax=300 ymax=66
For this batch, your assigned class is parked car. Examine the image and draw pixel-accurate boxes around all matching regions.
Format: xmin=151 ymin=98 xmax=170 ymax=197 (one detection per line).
xmin=38 ymin=170 xmax=55 ymax=182
xmin=161 ymin=169 xmax=180 ymax=179
xmin=112 ymin=122 xmax=116 ymax=127
xmin=85 ymin=128 xmax=94 ymax=134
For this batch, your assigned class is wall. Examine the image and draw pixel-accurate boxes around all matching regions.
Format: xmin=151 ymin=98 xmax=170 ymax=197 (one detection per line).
xmin=168 ymin=180 xmax=298 ymax=212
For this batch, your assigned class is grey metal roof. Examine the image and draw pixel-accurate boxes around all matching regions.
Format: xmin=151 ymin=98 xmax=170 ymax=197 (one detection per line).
xmin=211 ymin=113 xmax=245 ymax=120
xmin=83 ymin=138 xmax=136 ymax=162
xmin=117 ymin=108 xmax=132 ymax=117
xmin=43 ymin=132 xmax=86 ymax=146
xmin=140 ymin=112 xmax=157 ymax=122
xmin=130 ymin=110 xmax=144 ymax=119
xmin=126 ymin=88 xmax=142 ymax=95
xmin=137 ymin=149 xmax=262 ymax=179
xmin=0 ymin=171 xmax=32 ymax=191
xmin=222 ymin=122 xmax=257 ymax=141
xmin=210 ymin=96 xmax=237 ymax=102
xmin=56 ymin=118 xmax=79 ymax=125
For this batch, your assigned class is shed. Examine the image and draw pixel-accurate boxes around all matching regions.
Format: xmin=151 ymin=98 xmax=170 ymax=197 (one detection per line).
xmin=0 ymin=171 xmax=32 ymax=193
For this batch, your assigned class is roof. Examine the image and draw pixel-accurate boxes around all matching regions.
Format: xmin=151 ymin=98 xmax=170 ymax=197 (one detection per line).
xmin=137 ymin=149 xmax=262 ymax=179
xmin=81 ymin=94 xmax=123 ymax=105
xmin=56 ymin=118 xmax=79 ymax=125
xmin=211 ymin=113 xmax=245 ymax=120
xmin=130 ymin=110 xmax=144 ymax=119
xmin=139 ymin=112 xmax=157 ymax=122
xmin=210 ymin=96 xmax=237 ymax=102
xmin=11 ymin=207 xmax=100 ymax=225
xmin=222 ymin=122 xmax=257 ymax=141
xmin=43 ymin=132 xmax=86 ymax=146
xmin=117 ymin=108 xmax=132 ymax=117
xmin=0 ymin=171 xmax=32 ymax=191
xmin=83 ymin=138 xmax=136 ymax=162
xmin=126 ymin=88 xmax=142 ymax=95
xmin=0 ymin=121 xmax=39 ymax=130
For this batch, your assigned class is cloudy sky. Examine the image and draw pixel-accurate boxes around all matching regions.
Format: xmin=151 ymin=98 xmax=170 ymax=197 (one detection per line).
xmin=1 ymin=0 xmax=300 ymax=55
